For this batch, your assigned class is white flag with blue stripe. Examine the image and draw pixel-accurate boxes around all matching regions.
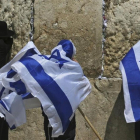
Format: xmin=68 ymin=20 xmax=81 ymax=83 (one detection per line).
xmin=120 ymin=40 xmax=140 ymax=123
xmin=0 ymin=41 xmax=41 ymax=128
xmin=0 ymin=40 xmax=91 ymax=137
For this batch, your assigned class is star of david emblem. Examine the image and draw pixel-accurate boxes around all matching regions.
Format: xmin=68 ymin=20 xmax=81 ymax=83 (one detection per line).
xmin=49 ymin=49 xmax=69 ymax=68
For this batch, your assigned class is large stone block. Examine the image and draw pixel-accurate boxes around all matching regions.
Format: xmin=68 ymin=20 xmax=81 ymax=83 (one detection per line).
xmin=34 ymin=0 xmax=102 ymax=78
xmin=76 ymin=78 xmax=134 ymax=140
xmin=104 ymin=0 xmax=140 ymax=77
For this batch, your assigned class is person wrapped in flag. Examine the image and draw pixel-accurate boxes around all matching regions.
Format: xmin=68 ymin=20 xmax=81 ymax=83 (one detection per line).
xmin=120 ymin=40 xmax=140 ymax=140
xmin=0 ymin=40 xmax=91 ymax=139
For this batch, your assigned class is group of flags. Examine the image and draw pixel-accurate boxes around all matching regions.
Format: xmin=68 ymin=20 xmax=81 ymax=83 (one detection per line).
xmin=0 ymin=40 xmax=91 ymax=137
xmin=0 ymin=38 xmax=139 ymax=137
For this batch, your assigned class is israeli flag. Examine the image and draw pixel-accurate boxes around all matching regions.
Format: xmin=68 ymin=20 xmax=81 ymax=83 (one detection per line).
xmin=0 ymin=40 xmax=91 ymax=137
xmin=0 ymin=41 xmax=41 ymax=128
xmin=120 ymin=40 xmax=140 ymax=123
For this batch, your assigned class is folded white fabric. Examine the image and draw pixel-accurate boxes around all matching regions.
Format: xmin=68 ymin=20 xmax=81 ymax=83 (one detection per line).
xmin=0 ymin=92 xmax=26 ymax=128
xmin=0 ymin=41 xmax=40 ymax=125
xmin=0 ymin=40 xmax=91 ymax=137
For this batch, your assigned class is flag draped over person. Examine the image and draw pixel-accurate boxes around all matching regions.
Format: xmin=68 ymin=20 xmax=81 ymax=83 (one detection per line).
xmin=120 ymin=40 xmax=140 ymax=123
xmin=0 ymin=40 xmax=91 ymax=137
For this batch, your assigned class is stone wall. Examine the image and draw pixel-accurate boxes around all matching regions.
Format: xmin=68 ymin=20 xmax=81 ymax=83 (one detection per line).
xmin=0 ymin=0 xmax=137 ymax=140
xmin=0 ymin=0 xmax=32 ymax=57
xmin=77 ymin=79 xmax=134 ymax=140
xmin=104 ymin=0 xmax=140 ymax=78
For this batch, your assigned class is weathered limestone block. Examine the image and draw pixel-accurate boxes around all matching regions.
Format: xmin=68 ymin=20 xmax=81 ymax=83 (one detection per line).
xmin=76 ymin=78 xmax=134 ymax=140
xmin=104 ymin=0 xmax=140 ymax=77
xmin=34 ymin=0 xmax=102 ymax=78
xmin=0 ymin=0 xmax=31 ymax=58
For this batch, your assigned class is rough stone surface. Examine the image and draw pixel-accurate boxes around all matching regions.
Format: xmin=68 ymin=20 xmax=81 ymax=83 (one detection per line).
xmin=34 ymin=0 xmax=102 ymax=78
xmin=104 ymin=0 xmax=140 ymax=77
xmin=0 ymin=0 xmax=32 ymax=58
xmin=76 ymin=78 xmax=134 ymax=140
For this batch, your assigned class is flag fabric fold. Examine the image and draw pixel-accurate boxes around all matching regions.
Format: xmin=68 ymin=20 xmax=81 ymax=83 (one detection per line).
xmin=0 ymin=40 xmax=91 ymax=137
xmin=120 ymin=40 xmax=140 ymax=123
xmin=0 ymin=92 xmax=26 ymax=128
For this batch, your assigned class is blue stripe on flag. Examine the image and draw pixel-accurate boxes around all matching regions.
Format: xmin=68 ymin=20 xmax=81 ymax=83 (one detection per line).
xmin=7 ymin=48 xmax=37 ymax=95
xmin=0 ymin=87 xmax=5 ymax=98
xmin=122 ymin=48 xmax=140 ymax=121
xmin=0 ymin=100 xmax=8 ymax=111
xmin=7 ymin=69 xmax=16 ymax=78
xmin=10 ymin=80 xmax=26 ymax=95
xmin=7 ymin=49 xmax=37 ymax=79
xmin=22 ymin=48 xmax=37 ymax=59
xmin=20 ymin=57 xmax=73 ymax=132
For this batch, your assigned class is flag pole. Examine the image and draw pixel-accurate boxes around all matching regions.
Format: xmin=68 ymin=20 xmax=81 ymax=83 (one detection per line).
xmin=78 ymin=107 xmax=102 ymax=140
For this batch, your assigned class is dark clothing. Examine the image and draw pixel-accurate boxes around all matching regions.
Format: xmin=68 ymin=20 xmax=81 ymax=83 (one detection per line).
xmin=135 ymin=121 xmax=140 ymax=140
xmin=0 ymin=38 xmax=13 ymax=68
xmin=43 ymin=112 xmax=76 ymax=140
xmin=0 ymin=118 xmax=9 ymax=140
xmin=0 ymin=37 xmax=13 ymax=140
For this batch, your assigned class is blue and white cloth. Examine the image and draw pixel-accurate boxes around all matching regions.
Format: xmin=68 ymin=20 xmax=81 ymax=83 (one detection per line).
xmin=0 ymin=40 xmax=91 ymax=137
xmin=120 ymin=40 xmax=140 ymax=123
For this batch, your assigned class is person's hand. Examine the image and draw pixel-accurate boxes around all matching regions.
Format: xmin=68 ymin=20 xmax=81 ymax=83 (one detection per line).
xmin=72 ymin=58 xmax=78 ymax=62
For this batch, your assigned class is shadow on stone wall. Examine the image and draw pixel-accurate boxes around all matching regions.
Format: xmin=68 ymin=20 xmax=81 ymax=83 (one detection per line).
xmin=104 ymin=87 xmax=135 ymax=140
